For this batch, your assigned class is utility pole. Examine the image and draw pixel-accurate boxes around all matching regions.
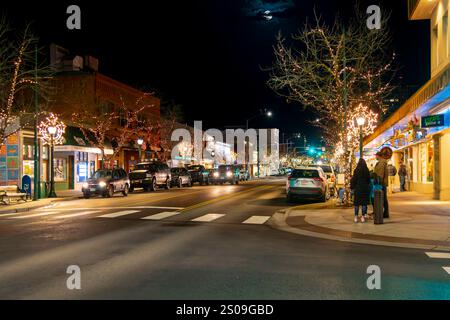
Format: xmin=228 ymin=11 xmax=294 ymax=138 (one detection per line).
xmin=33 ymin=45 xmax=40 ymax=201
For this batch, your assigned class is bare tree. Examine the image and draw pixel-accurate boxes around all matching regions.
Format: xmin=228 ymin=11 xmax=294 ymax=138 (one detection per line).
xmin=71 ymin=108 xmax=118 ymax=169
xmin=0 ymin=18 xmax=53 ymax=145
xmin=72 ymin=94 xmax=156 ymax=169
xmin=267 ymin=7 xmax=395 ymax=203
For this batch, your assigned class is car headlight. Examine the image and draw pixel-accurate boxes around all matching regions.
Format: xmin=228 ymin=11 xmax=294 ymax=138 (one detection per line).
xmin=226 ymin=171 xmax=232 ymax=177
xmin=99 ymin=181 xmax=107 ymax=188
xmin=213 ymin=172 xmax=219 ymax=178
xmin=82 ymin=183 xmax=89 ymax=189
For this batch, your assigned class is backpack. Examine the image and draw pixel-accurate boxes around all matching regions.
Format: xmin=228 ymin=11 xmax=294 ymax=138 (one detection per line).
xmin=388 ymin=164 xmax=397 ymax=177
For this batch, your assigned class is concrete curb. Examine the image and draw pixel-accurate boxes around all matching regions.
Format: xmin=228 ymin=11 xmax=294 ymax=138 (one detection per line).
xmin=0 ymin=196 xmax=80 ymax=215
xmin=268 ymin=207 xmax=450 ymax=251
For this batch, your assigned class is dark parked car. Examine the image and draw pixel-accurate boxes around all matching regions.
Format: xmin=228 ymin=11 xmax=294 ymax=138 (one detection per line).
xmin=170 ymin=167 xmax=192 ymax=188
xmin=215 ymin=165 xmax=240 ymax=185
xmin=187 ymin=165 xmax=210 ymax=185
xmin=129 ymin=162 xmax=171 ymax=192
xmin=82 ymin=168 xmax=130 ymax=199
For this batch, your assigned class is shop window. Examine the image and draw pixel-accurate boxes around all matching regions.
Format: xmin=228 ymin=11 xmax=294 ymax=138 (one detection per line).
xmin=427 ymin=142 xmax=434 ymax=182
xmin=54 ymin=158 xmax=67 ymax=182
xmin=420 ymin=142 xmax=434 ymax=183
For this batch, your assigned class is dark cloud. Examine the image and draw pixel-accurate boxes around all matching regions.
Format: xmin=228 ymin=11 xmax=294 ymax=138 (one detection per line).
xmin=241 ymin=0 xmax=296 ymax=21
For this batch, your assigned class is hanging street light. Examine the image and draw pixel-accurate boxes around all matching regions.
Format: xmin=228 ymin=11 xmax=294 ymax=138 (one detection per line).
xmin=137 ymin=138 xmax=144 ymax=162
xmin=357 ymin=116 xmax=366 ymax=160
xmin=39 ymin=113 xmax=66 ymax=198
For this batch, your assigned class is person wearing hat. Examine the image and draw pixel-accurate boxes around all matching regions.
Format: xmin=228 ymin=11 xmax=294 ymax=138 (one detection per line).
xmin=373 ymin=150 xmax=389 ymax=217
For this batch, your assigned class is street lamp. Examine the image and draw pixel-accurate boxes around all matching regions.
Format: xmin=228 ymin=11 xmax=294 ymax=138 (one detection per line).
xmin=39 ymin=113 xmax=66 ymax=198
xmin=245 ymin=109 xmax=273 ymax=178
xmin=356 ymin=116 xmax=366 ymax=159
xmin=137 ymin=138 xmax=144 ymax=162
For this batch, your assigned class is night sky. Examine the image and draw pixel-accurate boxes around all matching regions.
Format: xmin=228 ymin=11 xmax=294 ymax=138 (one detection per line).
xmin=3 ymin=0 xmax=430 ymax=146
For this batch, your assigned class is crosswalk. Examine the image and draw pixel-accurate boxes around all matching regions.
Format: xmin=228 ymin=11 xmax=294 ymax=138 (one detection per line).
xmin=0 ymin=208 xmax=272 ymax=225
xmin=425 ymin=252 xmax=450 ymax=275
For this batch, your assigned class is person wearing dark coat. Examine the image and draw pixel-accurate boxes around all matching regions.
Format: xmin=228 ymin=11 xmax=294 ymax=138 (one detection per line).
xmin=350 ymin=158 xmax=371 ymax=223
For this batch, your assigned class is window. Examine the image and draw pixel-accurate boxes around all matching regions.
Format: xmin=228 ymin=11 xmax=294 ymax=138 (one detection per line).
xmin=291 ymin=170 xmax=320 ymax=179
xmin=444 ymin=12 xmax=449 ymax=58
xmin=433 ymin=24 xmax=439 ymax=69
xmin=54 ymin=158 xmax=67 ymax=182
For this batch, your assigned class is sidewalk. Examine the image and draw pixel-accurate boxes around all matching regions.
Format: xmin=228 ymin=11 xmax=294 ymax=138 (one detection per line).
xmin=270 ymin=192 xmax=450 ymax=250
xmin=0 ymin=189 xmax=82 ymax=214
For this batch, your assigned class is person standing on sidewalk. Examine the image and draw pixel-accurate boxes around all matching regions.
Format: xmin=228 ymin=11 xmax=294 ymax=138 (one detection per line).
xmin=374 ymin=151 xmax=389 ymax=218
xmin=398 ymin=161 xmax=407 ymax=192
xmin=350 ymin=158 xmax=371 ymax=223
xmin=387 ymin=163 xmax=397 ymax=194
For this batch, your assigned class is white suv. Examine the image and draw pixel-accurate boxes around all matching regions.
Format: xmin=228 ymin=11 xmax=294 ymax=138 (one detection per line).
xmin=286 ymin=167 xmax=329 ymax=202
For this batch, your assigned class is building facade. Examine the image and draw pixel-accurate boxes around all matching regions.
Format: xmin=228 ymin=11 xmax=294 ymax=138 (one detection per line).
xmin=364 ymin=0 xmax=450 ymax=200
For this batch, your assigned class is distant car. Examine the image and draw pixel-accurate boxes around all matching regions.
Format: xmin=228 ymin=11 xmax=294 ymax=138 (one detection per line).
xmin=129 ymin=162 xmax=171 ymax=192
xmin=170 ymin=167 xmax=192 ymax=188
xmin=215 ymin=165 xmax=240 ymax=185
xmin=236 ymin=165 xmax=250 ymax=181
xmin=286 ymin=167 xmax=328 ymax=202
xmin=187 ymin=165 xmax=210 ymax=185
xmin=307 ymin=164 xmax=337 ymax=196
xmin=82 ymin=168 xmax=130 ymax=199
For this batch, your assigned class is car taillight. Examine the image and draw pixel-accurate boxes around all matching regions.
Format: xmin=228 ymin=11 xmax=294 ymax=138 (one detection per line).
xmin=288 ymin=176 xmax=294 ymax=180
xmin=330 ymin=175 xmax=335 ymax=183
xmin=313 ymin=177 xmax=324 ymax=182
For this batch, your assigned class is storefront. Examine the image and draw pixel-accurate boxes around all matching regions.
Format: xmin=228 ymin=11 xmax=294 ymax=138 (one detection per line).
xmin=364 ymin=69 xmax=450 ymax=200
xmin=53 ymin=127 xmax=113 ymax=191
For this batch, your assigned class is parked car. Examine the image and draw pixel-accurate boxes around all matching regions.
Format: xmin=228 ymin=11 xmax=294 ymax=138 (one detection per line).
xmin=170 ymin=167 xmax=192 ymax=188
xmin=129 ymin=162 xmax=171 ymax=192
xmin=286 ymin=167 xmax=328 ymax=202
xmin=308 ymin=164 xmax=337 ymax=196
xmin=214 ymin=165 xmax=240 ymax=185
xmin=187 ymin=165 xmax=210 ymax=185
xmin=82 ymin=168 xmax=130 ymax=199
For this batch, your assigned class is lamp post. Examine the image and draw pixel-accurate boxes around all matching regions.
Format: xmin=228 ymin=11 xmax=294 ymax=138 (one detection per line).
xmin=137 ymin=138 xmax=144 ymax=162
xmin=246 ymin=109 xmax=273 ymax=178
xmin=356 ymin=116 xmax=366 ymax=160
xmin=39 ymin=114 xmax=65 ymax=199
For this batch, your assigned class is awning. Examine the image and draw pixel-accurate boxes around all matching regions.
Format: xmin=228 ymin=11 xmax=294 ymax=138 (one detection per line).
xmin=55 ymin=126 xmax=113 ymax=155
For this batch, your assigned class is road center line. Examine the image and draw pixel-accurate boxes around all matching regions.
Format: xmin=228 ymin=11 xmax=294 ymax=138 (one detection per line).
xmin=181 ymin=185 xmax=275 ymax=212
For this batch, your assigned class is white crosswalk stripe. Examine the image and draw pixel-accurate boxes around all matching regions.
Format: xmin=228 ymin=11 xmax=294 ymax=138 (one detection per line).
xmin=425 ymin=252 xmax=450 ymax=276
xmin=10 ymin=211 xmax=62 ymax=219
xmin=54 ymin=211 xmax=101 ymax=219
xmin=425 ymin=252 xmax=450 ymax=259
xmin=242 ymin=216 xmax=270 ymax=225
xmin=141 ymin=211 xmax=181 ymax=220
xmin=2 ymin=208 xmax=274 ymax=225
xmin=191 ymin=214 xmax=225 ymax=222
xmin=98 ymin=210 xmax=140 ymax=218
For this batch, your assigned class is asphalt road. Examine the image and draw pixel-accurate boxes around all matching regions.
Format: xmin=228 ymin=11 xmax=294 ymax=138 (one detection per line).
xmin=0 ymin=178 xmax=449 ymax=299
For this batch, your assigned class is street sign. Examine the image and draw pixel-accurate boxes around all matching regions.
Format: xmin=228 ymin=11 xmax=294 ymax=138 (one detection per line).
xmin=421 ymin=114 xmax=445 ymax=128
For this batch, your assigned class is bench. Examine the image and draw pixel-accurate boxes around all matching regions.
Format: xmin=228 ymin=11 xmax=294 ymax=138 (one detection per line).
xmin=0 ymin=185 xmax=29 ymax=205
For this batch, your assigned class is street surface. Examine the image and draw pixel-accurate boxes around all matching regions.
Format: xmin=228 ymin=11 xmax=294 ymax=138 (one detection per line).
xmin=0 ymin=179 xmax=449 ymax=299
